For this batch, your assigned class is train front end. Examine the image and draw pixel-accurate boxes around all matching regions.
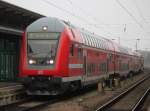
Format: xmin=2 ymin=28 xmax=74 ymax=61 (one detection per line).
xmin=19 ymin=17 xmax=70 ymax=95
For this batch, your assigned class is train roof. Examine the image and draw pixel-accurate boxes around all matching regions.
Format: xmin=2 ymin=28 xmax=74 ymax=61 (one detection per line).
xmin=79 ymin=30 xmax=114 ymax=51
xmin=26 ymin=17 xmax=141 ymax=57
xmin=62 ymin=20 xmax=134 ymax=55
xmin=62 ymin=19 xmax=142 ymax=57
xmin=78 ymin=29 xmax=135 ymax=55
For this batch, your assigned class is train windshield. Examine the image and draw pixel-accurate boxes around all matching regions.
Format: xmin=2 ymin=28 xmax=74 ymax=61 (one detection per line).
xmin=27 ymin=32 xmax=59 ymax=59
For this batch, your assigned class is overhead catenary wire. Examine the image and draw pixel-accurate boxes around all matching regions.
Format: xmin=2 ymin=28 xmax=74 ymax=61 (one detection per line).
xmin=66 ymin=0 xmax=150 ymax=40
xmin=67 ymin=0 xmax=76 ymax=21
xmin=42 ymin=0 xmax=95 ymax=27
xmin=67 ymin=0 xmax=97 ymax=23
xmin=133 ymin=0 xmax=150 ymax=28
xmin=66 ymin=0 xmax=121 ymax=36
xmin=41 ymin=0 xmax=118 ymax=37
xmin=40 ymin=0 xmax=149 ymax=50
xmin=41 ymin=0 xmax=138 ymax=38
xmin=67 ymin=0 xmax=142 ymax=30
xmin=115 ymin=0 xmax=150 ymax=36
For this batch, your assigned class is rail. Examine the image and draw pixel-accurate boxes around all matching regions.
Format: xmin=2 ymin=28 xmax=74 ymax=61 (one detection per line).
xmin=95 ymin=74 xmax=150 ymax=111
xmin=132 ymin=87 xmax=150 ymax=111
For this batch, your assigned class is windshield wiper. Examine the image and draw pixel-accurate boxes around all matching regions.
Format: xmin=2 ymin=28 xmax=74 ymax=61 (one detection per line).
xmin=41 ymin=51 xmax=52 ymax=64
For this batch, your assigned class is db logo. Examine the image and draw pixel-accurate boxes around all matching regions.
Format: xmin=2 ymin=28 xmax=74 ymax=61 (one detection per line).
xmin=38 ymin=70 xmax=43 ymax=75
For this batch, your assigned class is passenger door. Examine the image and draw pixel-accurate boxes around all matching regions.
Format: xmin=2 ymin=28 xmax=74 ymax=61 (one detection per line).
xmin=83 ymin=50 xmax=87 ymax=75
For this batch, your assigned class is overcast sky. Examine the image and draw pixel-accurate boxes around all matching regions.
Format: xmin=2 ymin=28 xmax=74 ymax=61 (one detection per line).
xmin=3 ymin=0 xmax=150 ymax=50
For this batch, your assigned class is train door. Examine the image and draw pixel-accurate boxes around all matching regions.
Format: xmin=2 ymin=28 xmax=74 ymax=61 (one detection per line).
xmin=83 ymin=49 xmax=87 ymax=75
xmin=115 ymin=55 xmax=119 ymax=73
xmin=106 ymin=53 xmax=111 ymax=74
xmin=119 ymin=60 xmax=122 ymax=72
xmin=106 ymin=58 xmax=109 ymax=74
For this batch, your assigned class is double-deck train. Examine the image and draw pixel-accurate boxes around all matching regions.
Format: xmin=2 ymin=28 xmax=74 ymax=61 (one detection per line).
xmin=19 ymin=17 xmax=144 ymax=95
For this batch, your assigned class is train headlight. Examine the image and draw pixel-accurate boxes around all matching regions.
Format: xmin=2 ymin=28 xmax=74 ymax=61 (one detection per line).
xmin=29 ymin=59 xmax=36 ymax=64
xmin=47 ymin=59 xmax=54 ymax=64
xmin=42 ymin=26 xmax=48 ymax=31
xmin=49 ymin=60 xmax=54 ymax=64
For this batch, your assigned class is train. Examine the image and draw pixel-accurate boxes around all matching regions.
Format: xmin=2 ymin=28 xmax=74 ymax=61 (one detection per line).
xmin=19 ymin=17 xmax=144 ymax=95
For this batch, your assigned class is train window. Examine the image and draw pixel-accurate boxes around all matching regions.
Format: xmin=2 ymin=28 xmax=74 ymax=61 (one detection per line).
xmin=103 ymin=42 xmax=106 ymax=49
xmin=92 ymin=37 xmax=96 ymax=47
xmin=86 ymin=35 xmax=90 ymax=46
xmin=98 ymin=39 xmax=100 ymax=48
xmin=93 ymin=38 xmax=96 ymax=47
xmin=91 ymin=64 xmax=96 ymax=73
xmin=28 ymin=32 xmax=59 ymax=39
xmin=84 ymin=34 xmax=88 ymax=45
xmin=86 ymin=35 xmax=89 ymax=46
xmin=99 ymin=40 xmax=101 ymax=48
xmin=109 ymin=54 xmax=112 ymax=62
xmin=93 ymin=37 xmax=95 ymax=47
xmin=70 ymin=44 xmax=74 ymax=56
xmin=27 ymin=33 xmax=59 ymax=62
xmin=101 ymin=40 xmax=104 ymax=49
xmin=103 ymin=42 xmax=106 ymax=50
xmin=82 ymin=33 xmax=85 ymax=45
xmin=93 ymin=64 xmax=96 ymax=72
xmin=81 ymin=33 xmax=85 ymax=44
xmin=91 ymin=37 xmax=94 ymax=47
xmin=89 ymin=36 xmax=93 ymax=47
xmin=106 ymin=42 xmax=109 ymax=50
xmin=87 ymin=64 xmax=91 ymax=74
xmin=100 ymin=63 xmax=107 ymax=72
xmin=92 ymin=37 xmax=94 ymax=47
xmin=88 ymin=35 xmax=91 ymax=46
xmin=96 ymin=38 xmax=99 ymax=48
xmin=87 ymin=35 xmax=91 ymax=46
xmin=97 ymin=39 xmax=100 ymax=48
xmin=78 ymin=48 xmax=82 ymax=58
xmin=105 ymin=42 xmax=107 ymax=50
xmin=103 ymin=40 xmax=105 ymax=49
xmin=87 ymin=63 xmax=96 ymax=74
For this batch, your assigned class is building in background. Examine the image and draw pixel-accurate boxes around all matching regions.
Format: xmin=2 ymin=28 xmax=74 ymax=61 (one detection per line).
xmin=0 ymin=0 xmax=43 ymax=81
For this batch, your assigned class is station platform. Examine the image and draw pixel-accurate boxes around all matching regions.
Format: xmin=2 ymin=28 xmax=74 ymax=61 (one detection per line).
xmin=0 ymin=82 xmax=22 ymax=88
xmin=0 ymin=82 xmax=25 ymax=106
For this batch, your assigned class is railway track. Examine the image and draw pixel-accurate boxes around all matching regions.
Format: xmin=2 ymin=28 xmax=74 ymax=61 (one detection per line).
xmin=0 ymin=72 xmax=149 ymax=111
xmin=132 ymin=87 xmax=150 ymax=111
xmin=0 ymin=95 xmax=68 ymax=111
xmin=0 ymin=86 xmax=95 ymax=111
xmin=5 ymin=98 xmax=61 ymax=111
xmin=95 ymin=75 xmax=150 ymax=111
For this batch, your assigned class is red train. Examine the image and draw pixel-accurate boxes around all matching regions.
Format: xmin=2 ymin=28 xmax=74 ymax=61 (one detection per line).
xmin=19 ymin=17 xmax=144 ymax=95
